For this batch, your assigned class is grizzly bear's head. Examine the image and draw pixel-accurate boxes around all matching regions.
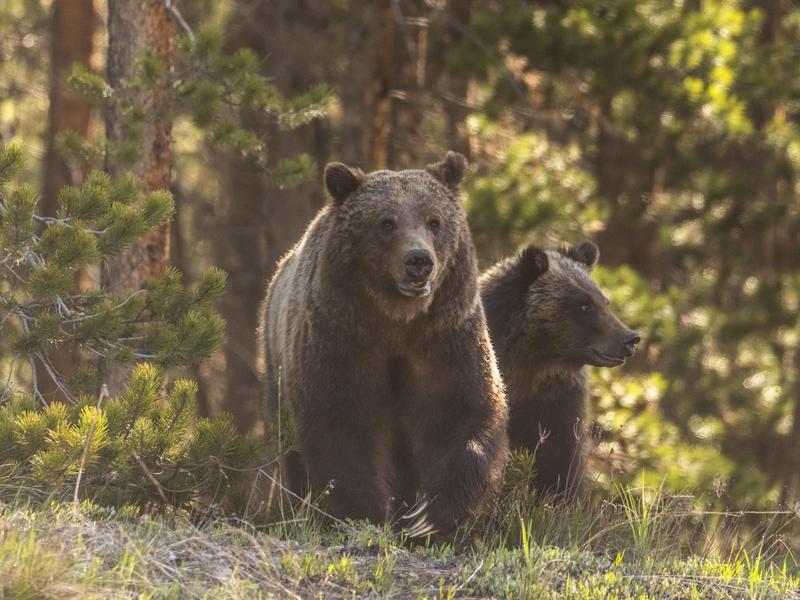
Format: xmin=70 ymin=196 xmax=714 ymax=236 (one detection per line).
xmin=322 ymin=152 xmax=469 ymax=321
xmin=505 ymin=241 xmax=640 ymax=368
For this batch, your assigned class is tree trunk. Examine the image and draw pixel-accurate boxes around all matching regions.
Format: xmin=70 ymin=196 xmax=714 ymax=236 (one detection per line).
xmin=43 ymin=0 xmax=95 ymax=217
xmin=386 ymin=0 xmax=426 ymax=169
xmin=38 ymin=0 xmax=95 ymax=402
xmin=781 ymin=348 xmax=800 ymax=504
xmin=366 ymin=1 xmax=396 ymax=170
xmin=592 ymin=106 xmax=658 ymax=275
xmin=211 ymin=0 xmax=338 ymax=431
xmin=102 ymin=0 xmax=174 ymax=394
xmin=338 ymin=2 xmax=383 ymax=167
xmin=366 ymin=0 xmax=427 ymax=170
xmin=426 ymin=0 xmax=473 ymax=158
xmin=215 ymin=155 xmax=269 ymax=431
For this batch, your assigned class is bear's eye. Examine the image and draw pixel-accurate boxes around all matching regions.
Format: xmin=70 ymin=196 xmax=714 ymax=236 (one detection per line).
xmin=580 ymin=302 xmax=594 ymax=312
xmin=428 ymin=218 xmax=440 ymax=231
xmin=380 ymin=218 xmax=397 ymax=232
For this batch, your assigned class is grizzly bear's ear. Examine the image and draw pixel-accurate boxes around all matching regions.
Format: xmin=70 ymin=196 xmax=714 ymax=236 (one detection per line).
xmin=517 ymin=245 xmax=549 ymax=282
xmin=324 ymin=162 xmax=364 ymax=204
xmin=426 ymin=151 xmax=467 ymax=190
xmin=562 ymin=240 xmax=599 ymax=270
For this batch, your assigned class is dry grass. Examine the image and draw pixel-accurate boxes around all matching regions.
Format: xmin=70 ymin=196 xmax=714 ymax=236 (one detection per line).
xmin=2 ymin=491 xmax=800 ymax=599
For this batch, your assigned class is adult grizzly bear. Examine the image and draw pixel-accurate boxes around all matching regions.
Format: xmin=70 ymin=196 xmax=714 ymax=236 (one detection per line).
xmin=261 ymin=152 xmax=508 ymax=536
xmin=480 ymin=241 xmax=640 ymax=500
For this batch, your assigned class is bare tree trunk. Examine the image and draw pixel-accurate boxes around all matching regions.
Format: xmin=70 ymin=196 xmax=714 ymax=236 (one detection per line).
xmin=426 ymin=0 xmax=473 ymax=158
xmin=592 ymin=108 xmax=658 ymax=275
xmin=215 ymin=156 xmax=268 ymax=430
xmin=364 ymin=0 xmax=427 ymax=170
xmin=43 ymin=0 xmax=95 ymax=217
xmin=782 ymin=348 xmax=800 ymax=504
xmin=366 ymin=1 xmax=396 ymax=170
xmin=212 ymin=0 xmax=337 ymax=431
xmin=38 ymin=0 xmax=95 ymax=402
xmin=338 ymin=3 xmax=383 ymax=167
xmin=386 ymin=0 xmax=426 ymax=169
xmin=753 ymin=0 xmax=800 ymax=505
xmin=102 ymin=0 xmax=173 ymax=394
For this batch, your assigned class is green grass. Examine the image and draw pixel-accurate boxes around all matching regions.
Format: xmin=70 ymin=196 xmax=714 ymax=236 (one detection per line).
xmin=2 ymin=486 xmax=799 ymax=599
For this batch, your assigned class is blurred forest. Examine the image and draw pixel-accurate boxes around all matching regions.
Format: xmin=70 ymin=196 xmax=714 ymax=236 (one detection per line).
xmin=1 ymin=0 xmax=800 ymax=512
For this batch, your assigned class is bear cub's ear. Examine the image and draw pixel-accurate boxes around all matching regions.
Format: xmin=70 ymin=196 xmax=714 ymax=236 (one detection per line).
xmin=562 ymin=240 xmax=599 ymax=270
xmin=426 ymin=151 xmax=467 ymax=189
xmin=517 ymin=244 xmax=549 ymax=282
xmin=324 ymin=162 xmax=364 ymax=204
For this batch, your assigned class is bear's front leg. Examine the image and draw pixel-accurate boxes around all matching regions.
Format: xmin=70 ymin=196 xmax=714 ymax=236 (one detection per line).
xmin=405 ymin=327 xmax=508 ymax=536
xmin=291 ymin=359 xmax=392 ymax=525
xmin=509 ymin=377 xmax=588 ymax=501
xmin=521 ymin=410 xmax=586 ymax=501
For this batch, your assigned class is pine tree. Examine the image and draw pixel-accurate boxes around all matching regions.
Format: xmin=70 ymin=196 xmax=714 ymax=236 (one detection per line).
xmin=0 ymin=144 xmax=264 ymax=516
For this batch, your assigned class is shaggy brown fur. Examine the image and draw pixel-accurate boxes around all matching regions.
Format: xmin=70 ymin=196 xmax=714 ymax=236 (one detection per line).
xmin=480 ymin=241 xmax=639 ymax=500
xmin=261 ymin=152 xmax=508 ymax=536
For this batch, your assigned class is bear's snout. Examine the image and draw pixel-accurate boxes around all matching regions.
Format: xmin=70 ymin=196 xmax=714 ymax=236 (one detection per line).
xmin=404 ymin=249 xmax=434 ymax=281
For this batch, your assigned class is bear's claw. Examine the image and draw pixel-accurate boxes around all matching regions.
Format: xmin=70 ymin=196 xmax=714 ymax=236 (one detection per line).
xmin=404 ymin=514 xmax=437 ymax=538
xmin=400 ymin=498 xmax=429 ymax=521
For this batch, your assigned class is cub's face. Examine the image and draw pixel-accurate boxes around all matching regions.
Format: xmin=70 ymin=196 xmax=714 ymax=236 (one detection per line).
xmin=324 ymin=153 xmax=467 ymax=321
xmin=521 ymin=242 xmax=641 ymax=368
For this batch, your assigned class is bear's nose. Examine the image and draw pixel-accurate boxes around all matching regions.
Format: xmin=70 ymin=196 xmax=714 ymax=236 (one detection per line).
xmin=623 ymin=331 xmax=641 ymax=356
xmin=404 ymin=249 xmax=433 ymax=280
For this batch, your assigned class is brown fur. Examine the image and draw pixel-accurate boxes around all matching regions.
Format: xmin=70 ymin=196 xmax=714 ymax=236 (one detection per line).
xmin=480 ymin=241 xmax=639 ymax=500
xmin=261 ymin=152 xmax=508 ymax=534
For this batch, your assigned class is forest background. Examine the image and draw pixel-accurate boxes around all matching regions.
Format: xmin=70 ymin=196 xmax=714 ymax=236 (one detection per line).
xmin=2 ymin=0 xmax=800 ymax=514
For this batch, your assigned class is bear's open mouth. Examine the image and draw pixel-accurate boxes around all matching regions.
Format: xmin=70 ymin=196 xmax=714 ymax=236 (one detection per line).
xmin=589 ymin=348 xmax=626 ymax=367
xmin=397 ymin=280 xmax=432 ymax=298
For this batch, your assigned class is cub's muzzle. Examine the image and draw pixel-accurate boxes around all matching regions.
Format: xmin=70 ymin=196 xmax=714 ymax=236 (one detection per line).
xmin=623 ymin=331 xmax=641 ymax=357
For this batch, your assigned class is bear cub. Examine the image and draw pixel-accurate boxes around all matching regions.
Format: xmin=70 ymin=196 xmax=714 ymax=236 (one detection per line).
xmin=261 ymin=152 xmax=508 ymax=537
xmin=480 ymin=241 xmax=640 ymax=500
